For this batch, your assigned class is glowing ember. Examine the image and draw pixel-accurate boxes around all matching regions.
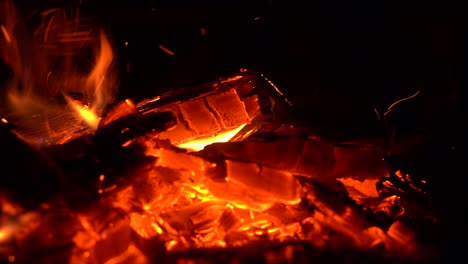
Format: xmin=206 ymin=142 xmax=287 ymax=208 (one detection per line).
xmin=0 ymin=69 xmax=437 ymax=263
xmin=177 ymin=123 xmax=247 ymax=151
xmin=0 ymin=1 xmax=441 ymax=263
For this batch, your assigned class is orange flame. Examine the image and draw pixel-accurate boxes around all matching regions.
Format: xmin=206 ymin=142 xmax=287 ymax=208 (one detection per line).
xmin=1 ymin=1 xmax=115 ymax=137
xmin=86 ymin=31 xmax=114 ymax=119
xmin=64 ymin=95 xmax=100 ymax=129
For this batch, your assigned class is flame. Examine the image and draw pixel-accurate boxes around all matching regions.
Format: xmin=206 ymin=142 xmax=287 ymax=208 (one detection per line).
xmin=0 ymin=1 xmax=115 ymax=141
xmin=177 ymin=123 xmax=247 ymax=151
xmin=64 ymin=94 xmax=100 ymax=129
xmin=0 ymin=1 xmax=424 ymax=260
xmin=86 ymin=31 xmax=114 ymax=118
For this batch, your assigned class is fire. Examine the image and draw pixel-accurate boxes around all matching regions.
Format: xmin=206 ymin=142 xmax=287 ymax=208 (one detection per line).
xmin=0 ymin=67 xmax=434 ymax=263
xmin=177 ymin=123 xmax=247 ymax=151
xmin=64 ymin=94 xmax=100 ymax=129
xmin=85 ymin=31 xmax=114 ymax=119
xmin=0 ymin=1 xmax=439 ymax=263
xmin=0 ymin=1 xmax=115 ymax=143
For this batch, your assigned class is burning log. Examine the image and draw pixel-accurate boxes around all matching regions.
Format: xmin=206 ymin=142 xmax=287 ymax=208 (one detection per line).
xmin=1 ymin=1 xmax=445 ymax=262
xmin=141 ymin=88 xmax=256 ymax=146
xmin=0 ymin=71 xmax=442 ymax=264
xmin=198 ymin=136 xmax=337 ymax=188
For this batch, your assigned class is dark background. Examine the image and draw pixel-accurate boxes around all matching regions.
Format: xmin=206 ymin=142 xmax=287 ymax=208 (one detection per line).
xmin=89 ymin=0 xmax=463 ymax=142
xmin=7 ymin=0 xmax=465 ymax=260
xmin=9 ymin=0 xmax=463 ymax=140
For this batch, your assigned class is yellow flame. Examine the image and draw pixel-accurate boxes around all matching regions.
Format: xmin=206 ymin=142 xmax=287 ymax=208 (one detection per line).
xmin=64 ymin=95 xmax=100 ymax=129
xmin=177 ymin=123 xmax=247 ymax=151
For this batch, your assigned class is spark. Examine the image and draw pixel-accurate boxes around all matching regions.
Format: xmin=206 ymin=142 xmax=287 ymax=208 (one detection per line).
xmin=159 ymin=44 xmax=175 ymax=56
xmin=200 ymin=27 xmax=206 ymax=36
xmin=1 ymin=25 xmax=12 ymax=43
xmin=261 ymin=74 xmax=293 ymax=106
xmin=124 ymin=41 xmax=128 ymax=46
xmin=374 ymin=108 xmax=381 ymax=121
xmin=384 ymin=90 xmax=421 ymax=117
xmin=261 ymin=74 xmax=284 ymax=96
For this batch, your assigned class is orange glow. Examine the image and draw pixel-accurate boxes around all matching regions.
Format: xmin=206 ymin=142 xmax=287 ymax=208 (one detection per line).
xmin=0 ymin=2 xmax=423 ymax=260
xmin=1 ymin=4 xmax=115 ymax=142
xmin=64 ymin=95 xmax=100 ymax=129
xmin=151 ymin=222 xmax=164 ymax=235
xmin=177 ymin=123 xmax=247 ymax=151
xmin=0 ymin=225 xmax=15 ymax=242
xmin=166 ymin=240 xmax=178 ymax=251
xmin=0 ymin=25 xmax=11 ymax=43
xmin=337 ymin=177 xmax=379 ymax=199
xmin=87 ymin=31 xmax=115 ymax=118
xmin=159 ymin=44 xmax=175 ymax=56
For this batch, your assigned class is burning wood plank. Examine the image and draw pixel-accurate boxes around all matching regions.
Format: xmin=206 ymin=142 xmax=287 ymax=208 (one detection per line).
xmin=152 ymin=88 xmax=256 ymax=146
xmin=0 ymin=71 xmax=440 ymax=263
xmin=0 ymin=1 xmax=444 ymax=262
